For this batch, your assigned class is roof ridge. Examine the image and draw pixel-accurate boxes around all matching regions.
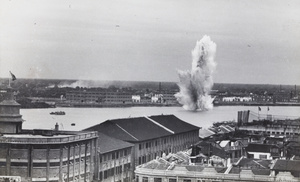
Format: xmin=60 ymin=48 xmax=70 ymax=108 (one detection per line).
xmin=144 ymin=116 xmax=174 ymax=134
xmin=115 ymin=123 xmax=139 ymax=141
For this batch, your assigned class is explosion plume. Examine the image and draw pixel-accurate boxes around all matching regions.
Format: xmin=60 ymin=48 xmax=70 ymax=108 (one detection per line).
xmin=175 ymin=35 xmax=217 ymax=111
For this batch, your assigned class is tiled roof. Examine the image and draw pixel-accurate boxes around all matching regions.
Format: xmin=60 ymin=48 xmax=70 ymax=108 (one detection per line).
xmin=97 ymin=132 xmax=133 ymax=154
xmin=199 ymin=128 xmax=215 ymax=138
xmin=196 ymin=141 xmax=227 ymax=158
xmin=236 ymin=158 xmax=272 ymax=169
xmin=272 ymin=160 xmax=300 ymax=172
xmin=84 ymin=114 xmax=199 ymax=142
xmin=185 ymin=165 xmax=204 ymax=172
xmin=149 ymin=115 xmax=200 ymax=134
xmin=252 ymin=169 xmax=271 ymax=175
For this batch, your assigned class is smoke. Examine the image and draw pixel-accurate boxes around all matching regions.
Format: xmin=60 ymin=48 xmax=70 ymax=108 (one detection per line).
xmin=175 ymin=35 xmax=217 ymax=111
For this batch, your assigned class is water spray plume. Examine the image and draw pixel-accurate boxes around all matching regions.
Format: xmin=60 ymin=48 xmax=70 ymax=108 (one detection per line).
xmin=175 ymin=35 xmax=217 ymax=111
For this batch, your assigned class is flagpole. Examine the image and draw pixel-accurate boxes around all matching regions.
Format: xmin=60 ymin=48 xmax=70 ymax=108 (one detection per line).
xmin=8 ymin=76 xmax=11 ymax=88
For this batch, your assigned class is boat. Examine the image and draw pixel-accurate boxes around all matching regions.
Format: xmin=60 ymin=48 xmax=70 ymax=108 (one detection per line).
xmin=50 ymin=111 xmax=66 ymax=115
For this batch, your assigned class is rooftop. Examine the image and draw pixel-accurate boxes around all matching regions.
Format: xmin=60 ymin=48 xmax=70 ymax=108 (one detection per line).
xmin=97 ymin=132 xmax=133 ymax=154
xmin=0 ymin=130 xmax=97 ymax=144
xmin=84 ymin=114 xmax=199 ymax=142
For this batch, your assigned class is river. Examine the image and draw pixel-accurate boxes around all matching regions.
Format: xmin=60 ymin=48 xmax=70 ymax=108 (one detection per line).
xmin=20 ymin=106 xmax=300 ymax=131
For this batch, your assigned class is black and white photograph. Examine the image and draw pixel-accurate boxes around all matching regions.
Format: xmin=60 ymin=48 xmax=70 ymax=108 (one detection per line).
xmin=0 ymin=0 xmax=300 ymax=181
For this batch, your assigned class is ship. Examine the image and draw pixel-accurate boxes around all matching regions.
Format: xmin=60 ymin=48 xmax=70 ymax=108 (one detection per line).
xmin=50 ymin=111 xmax=66 ymax=115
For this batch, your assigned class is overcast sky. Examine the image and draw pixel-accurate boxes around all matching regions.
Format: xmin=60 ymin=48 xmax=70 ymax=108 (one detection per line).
xmin=0 ymin=0 xmax=299 ymax=84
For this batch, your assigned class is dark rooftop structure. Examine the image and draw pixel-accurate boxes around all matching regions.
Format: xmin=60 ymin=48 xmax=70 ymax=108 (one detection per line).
xmin=97 ymin=132 xmax=133 ymax=154
xmin=84 ymin=115 xmax=200 ymax=142
xmin=271 ymin=159 xmax=300 ymax=177
xmin=246 ymin=143 xmax=279 ymax=153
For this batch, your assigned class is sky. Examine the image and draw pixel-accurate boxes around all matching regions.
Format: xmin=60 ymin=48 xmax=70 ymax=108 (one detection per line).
xmin=0 ymin=0 xmax=300 ymax=85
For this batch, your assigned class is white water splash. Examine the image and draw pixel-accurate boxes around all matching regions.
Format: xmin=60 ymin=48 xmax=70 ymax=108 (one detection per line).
xmin=175 ymin=35 xmax=217 ymax=111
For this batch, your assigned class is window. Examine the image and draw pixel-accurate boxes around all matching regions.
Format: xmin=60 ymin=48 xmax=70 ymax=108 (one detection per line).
xmin=259 ymin=154 xmax=267 ymax=159
xmin=169 ymin=179 xmax=177 ymax=182
xmin=104 ymin=170 xmax=108 ymax=179
xmin=183 ymin=180 xmax=191 ymax=182
xmin=154 ymin=178 xmax=162 ymax=182
xmin=116 ymin=151 xmax=119 ymax=159
xmin=142 ymin=177 xmax=148 ymax=182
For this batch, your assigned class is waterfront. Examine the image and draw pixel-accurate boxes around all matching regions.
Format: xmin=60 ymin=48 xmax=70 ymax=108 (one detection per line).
xmin=21 ymin=106 xmax=300 ymax=131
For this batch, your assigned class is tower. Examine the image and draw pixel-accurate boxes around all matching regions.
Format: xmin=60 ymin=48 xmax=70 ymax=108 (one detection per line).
xmin=0 ymin=88 xmax=24 ymax=134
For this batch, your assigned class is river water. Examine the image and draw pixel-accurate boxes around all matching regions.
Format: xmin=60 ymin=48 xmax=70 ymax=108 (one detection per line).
xmin=20 ymin=106 xmax=300 ymax=131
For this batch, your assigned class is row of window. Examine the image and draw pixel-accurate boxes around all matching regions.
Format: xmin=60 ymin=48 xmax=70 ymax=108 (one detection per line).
xmin=100 ymin=148 xmax=131 ymax=162
xmin=100 ymin=163 xmax=131 ymax=180
xmin=0 ymin=156 xmax=91 ymax=167
xmin=138 ymin=150 xmax=171 ymax=165
xmin=136 ymin=176 xmax=215 ymax=182
xmin=139 ymin=133 xmax=197 ymax=151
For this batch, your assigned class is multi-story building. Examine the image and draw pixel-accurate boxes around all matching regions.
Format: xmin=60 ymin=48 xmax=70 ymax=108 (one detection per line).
xmin=66 ymin=90 xmax=106 ymax=103
xmin=84 ymin=115 xmax=200 ymax=172
xmin=0 ymin=88 xmax=98 ymax=182
xmin=66 ymin=90 xmax=132 ymax=104
xmin=135 ymin=153 xmax=300 ymax=182
xmin=96 ymin=132 xmax=134 ymax=182
xmin=237 ymin=110 xmax=300 ymax=136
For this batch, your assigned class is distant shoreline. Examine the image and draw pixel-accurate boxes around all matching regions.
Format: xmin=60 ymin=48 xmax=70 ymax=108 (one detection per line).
xmin=213 ymin=102 xmax=300 ymax=107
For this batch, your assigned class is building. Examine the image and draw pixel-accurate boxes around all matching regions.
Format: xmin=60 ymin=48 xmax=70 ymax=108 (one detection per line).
xmin=96 ymin=132 xmax=134 ymax=182
xmin=135 ymin=152 xmax=300 ymax=182
xmin=84 ymin=115 xmax=200 ymax=172
xmin=66 ymin=90 xmax=132 ymax=104
xmin=217 ymin=139 xmax=246 ymax=159
xmin=0 ymin=88 xmax=98 ymax=182
xmin=66 ymin=90 xmax=106 ymax=103
xmin=245 ymin=143 xmax=281 ymax=160
xmin=237 ymin=110 xmax=300 ymax=136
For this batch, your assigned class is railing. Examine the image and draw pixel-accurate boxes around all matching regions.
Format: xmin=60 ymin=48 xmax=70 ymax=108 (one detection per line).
xmin=0 ymin=132 xmax=97 ymax=144
xmin=135 ymin=168 xmax=281 ymax=181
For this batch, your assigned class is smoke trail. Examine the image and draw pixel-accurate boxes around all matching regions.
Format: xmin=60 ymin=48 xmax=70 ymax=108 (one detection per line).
xmin=175 ymin=35 xmax=217 ymax=111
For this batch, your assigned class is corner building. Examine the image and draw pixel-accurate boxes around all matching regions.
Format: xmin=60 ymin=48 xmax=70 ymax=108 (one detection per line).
xmin=0 ymin=88 xmax=98 ymax=182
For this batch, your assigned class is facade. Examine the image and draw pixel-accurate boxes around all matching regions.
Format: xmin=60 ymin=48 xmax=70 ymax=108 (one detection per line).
xmin=0 ymin=89 xmax=98 ymax=182
xmin=218 ymin=140 xmax=246 ymax=159
xmin=237 ymin=110 xmax=300 ymax=136
xmin=246 ymin=143 xmax=281 ymax=160
xmin=96 ymin=132 xmax=134 ymax=182
xmin=66 ymin=90 xmax=132 ymax=104
xmin=0 ymin=130 xmax=98 ymax=182
xmin=66 ymin=90 xmax=106 ymax=103
xmin=222 ymin=96 xmax=252 ymax=102
xmin=135 ymin=153 xmax=300 ymax=182
xmin=84 ymin=115 xmax=200 ymax=172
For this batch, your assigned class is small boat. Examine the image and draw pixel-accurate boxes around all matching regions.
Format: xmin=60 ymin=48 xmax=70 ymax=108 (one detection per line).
xmin=50 ymin=111 xmax=66 ymax=115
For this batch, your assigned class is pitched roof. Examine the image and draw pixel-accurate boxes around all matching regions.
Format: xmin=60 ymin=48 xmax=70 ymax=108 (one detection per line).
xmin=84 ymin=114 xmax=199 ymax=142
xmin=236 ymin=158 xmax=272 ymax=169
xmin=246 ymin=143 xmax=278 ymax=153
xmin=149 ymin=115 xmax=200 ymax=134
xmin=199 ymin=128 xmax=215 ymax=139
xmin=271 ymin=160 xmax=300 ymax=172
xmin=97 ymin=132 xmax=133 ymax=154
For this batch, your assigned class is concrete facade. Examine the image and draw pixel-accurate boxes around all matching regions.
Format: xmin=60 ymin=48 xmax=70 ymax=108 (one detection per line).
xmin=0 ymin=131 xmax=98 ymax=182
